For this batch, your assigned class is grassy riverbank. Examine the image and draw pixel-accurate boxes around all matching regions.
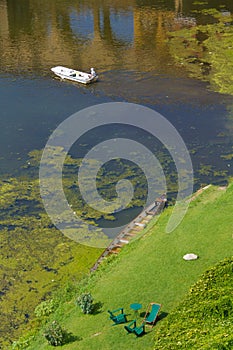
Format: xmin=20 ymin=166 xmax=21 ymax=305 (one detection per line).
xmin=16 ymin=182 xmax=233 ymax=350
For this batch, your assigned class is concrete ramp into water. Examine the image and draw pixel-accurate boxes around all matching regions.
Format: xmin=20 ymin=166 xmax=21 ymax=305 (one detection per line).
xmin=90 ymin=195 xmax=167 ymax=272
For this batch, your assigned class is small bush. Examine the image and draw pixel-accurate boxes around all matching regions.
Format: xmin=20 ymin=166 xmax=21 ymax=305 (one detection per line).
xmin=11 ymin=335 xmax=34 ymax=349
xmin=43 ymin=321 xmax=66 ymax=346
xmin=76 ymin=293 xmax=93 ymax=314
xmin=35 ymin=299 xmax=57 ymax=318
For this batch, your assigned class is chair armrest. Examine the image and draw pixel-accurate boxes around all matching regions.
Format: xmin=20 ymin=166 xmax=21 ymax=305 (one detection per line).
xmin=128 ymin=319 xmax=136 ymax=328
xmin=112 ymin=307 xmax=124 ymax=314
xmin=107 ymin=310 xmax=114 ymax=317
xmin=134 ymin=322 xmax=145 ymax=336
xmin=137 ymin=322 xmax=145 ymax=330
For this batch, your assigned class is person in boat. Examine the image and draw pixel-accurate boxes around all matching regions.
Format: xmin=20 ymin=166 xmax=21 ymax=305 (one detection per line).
xmin=90 ymin=68 xmax=96 ymax=76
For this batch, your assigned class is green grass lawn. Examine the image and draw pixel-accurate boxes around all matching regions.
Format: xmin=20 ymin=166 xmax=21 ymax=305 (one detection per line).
xmin=24 ymin=183 xmax=233 ymax=350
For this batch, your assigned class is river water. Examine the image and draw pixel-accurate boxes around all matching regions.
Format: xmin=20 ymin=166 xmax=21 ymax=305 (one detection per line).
xmin=0 ymin=0 xmax=233 ymax=186
xmin=1 ymin=0 xmax=233 ymax=244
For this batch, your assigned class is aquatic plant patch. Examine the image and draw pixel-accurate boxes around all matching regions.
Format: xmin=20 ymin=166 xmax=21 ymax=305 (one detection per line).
xmin=167 ymin=9 xmax=233 ymax=96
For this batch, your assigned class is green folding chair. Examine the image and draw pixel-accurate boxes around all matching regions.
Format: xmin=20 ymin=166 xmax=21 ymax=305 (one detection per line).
xmin=143 ymin=302 xmax=162 ymax=327
xmin=124 ymin=320 xmax=145 ymax=337
xmin=108 ymin=307 xmax=127 ymax=325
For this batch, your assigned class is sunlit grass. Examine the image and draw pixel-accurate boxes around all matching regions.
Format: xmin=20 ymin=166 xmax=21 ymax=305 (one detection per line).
xmin=25 ymin=183 xmax=233 ymax=349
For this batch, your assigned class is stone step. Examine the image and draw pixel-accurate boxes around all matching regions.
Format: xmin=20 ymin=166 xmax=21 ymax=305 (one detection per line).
xmin=119 ymin=239 xmax=129 ymax=244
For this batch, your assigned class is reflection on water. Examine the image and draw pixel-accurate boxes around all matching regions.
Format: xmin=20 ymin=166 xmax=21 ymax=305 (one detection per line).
xmin=0 ymin=0 xmax=176 ymax=75
xmin=0 ymin=0 xmax=233 ymax=100
xmin=2 ymin=0 xmax=232 ymax=76
xmin=1 ymin=0 xmax=233 ymax=72
xmin=0 ymin=1 xmax=232 ymax=70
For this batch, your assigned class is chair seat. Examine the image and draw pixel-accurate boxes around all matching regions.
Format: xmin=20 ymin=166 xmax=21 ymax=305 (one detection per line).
xmin=114 ymin=313 xmax=126 ymax=323
xmin=134 ymin=325 xmax=145 ymax=336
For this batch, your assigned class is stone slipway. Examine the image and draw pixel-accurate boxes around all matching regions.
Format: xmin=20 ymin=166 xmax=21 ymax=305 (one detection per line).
xmin=90 ymin=194 xmax=167 ymax=272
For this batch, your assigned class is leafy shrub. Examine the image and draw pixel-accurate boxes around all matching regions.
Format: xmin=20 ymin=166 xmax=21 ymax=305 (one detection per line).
xmin=43 ymin=321 xmax=66 ymax=346
xmin=76 ymin=293 xmax=93 ymax=314
xmin=35 ymin=299 xmax=57 ymax=318
xmin=11 ymin=335 xmax=34 ymax=349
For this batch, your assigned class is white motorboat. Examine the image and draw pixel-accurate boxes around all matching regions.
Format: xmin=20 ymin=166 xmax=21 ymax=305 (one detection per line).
xmin=51 ymin=66 xmax=98 ymax=84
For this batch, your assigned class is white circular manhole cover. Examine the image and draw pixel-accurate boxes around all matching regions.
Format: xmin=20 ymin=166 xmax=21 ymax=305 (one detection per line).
xmin=183 ymin=253 xmax=198 ymax=261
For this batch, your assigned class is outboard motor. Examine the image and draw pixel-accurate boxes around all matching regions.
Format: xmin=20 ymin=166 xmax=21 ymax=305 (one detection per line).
xmin=90 ymin=68 xmax=96 ymax=76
